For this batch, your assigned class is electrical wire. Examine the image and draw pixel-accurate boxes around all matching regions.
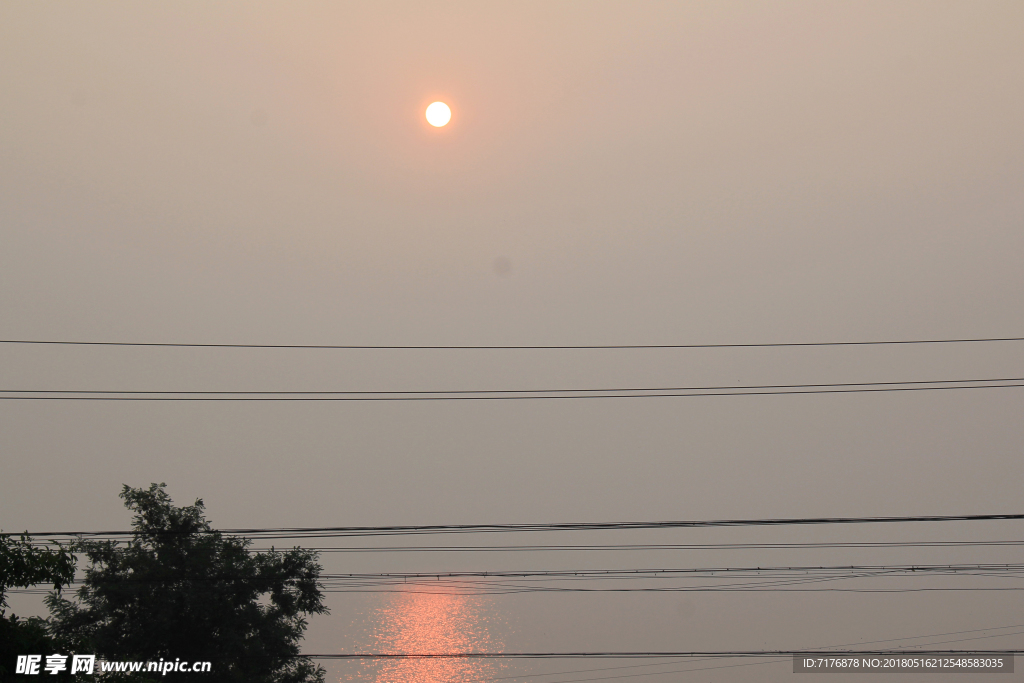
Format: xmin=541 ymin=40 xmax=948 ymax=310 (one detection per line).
xmin=303 ymin=649 xmax=1023 ymax=659
xmin=3 ymin=336 xmax=1023 ymax=349
xmin=4 ymin=376 xmax=1023 ymax=396
xmin=12 ymin=564 xmax=1024 ymax=597
xmin=442 ymin=625 xmax=1024 ymax=683
xmin=476 ymin=627 xmax=1024 ymax=683
xmin=14 ymin=512 xmax=1024 ymax=539
xmin=3 ymin=381 xmax=1024 ymax=401
xmin=244 ymin=539 xmax=1024 ymax=553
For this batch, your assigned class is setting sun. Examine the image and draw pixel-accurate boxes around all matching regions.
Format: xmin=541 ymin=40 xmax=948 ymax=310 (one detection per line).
xmin=425 ymin=101 xmax=451 ymax=127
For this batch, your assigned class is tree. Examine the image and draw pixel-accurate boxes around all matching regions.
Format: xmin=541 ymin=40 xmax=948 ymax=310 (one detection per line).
xmin=0 ymin=534 xmax=76 ymax=681
xmin=47 ymin=484 xmax=327 ymax=683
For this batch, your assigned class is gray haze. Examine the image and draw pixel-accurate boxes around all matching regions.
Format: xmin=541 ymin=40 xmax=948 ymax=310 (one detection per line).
xmin=2 ymin=2 xmax=1023 ymax=681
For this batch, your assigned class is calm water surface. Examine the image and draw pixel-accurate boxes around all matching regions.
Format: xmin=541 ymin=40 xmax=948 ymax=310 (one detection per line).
xmin=355 ymin=591 xmax=508 ymax=683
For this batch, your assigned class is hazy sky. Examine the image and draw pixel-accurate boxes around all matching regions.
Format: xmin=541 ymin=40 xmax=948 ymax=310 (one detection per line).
xmin=2 ymin=2 xmax=1023 ymax=681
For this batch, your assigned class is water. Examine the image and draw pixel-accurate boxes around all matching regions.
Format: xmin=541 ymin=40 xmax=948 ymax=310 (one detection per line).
xmin=352 ymin=591 xmax=508 ymax=683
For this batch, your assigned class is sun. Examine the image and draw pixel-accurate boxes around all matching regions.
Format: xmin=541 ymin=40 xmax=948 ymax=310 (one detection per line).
xmin=425 ymin=101 xmax=451 ymax=127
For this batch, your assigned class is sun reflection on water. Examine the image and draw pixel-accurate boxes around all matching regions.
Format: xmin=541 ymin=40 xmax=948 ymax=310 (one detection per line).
xmin=358 ymin=591 xmax=506 ymax=683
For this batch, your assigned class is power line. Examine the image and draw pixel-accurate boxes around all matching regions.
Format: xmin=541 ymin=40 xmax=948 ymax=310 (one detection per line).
xmin=311 ymin=565 xmax=1024 ymax=594
xmin=320 ymin=587 xmax=1024 ymax=595
xmin=245 ymin=540 xmax=1024 ymax=553
xmin=2 ymin=336 xmax=1023 ymax=350
xmin=470 ymin=658 xmax=786 ymax=683
xmin=465 ymin=633 xmax=1024 ymax=683
xmin=3 ymin=381 xmax=1023 ymax=401
xmin=354 ymin=627 xmax=1024 ymax=683
xmin=315 ymin=566 xmax=1024 ymax=593
xmin=12 ymin=561 xmax=1024 ymax=597
xmin=15 ymin=512 xmax=1024 ymax=539
xmin=3 ymin=376 xmax=1022 ymax=397
xmin=14 ymin=586 xmax=1023 ymax=596
xmin=453 ymin=656 xmax=775 ymax=683
xmin=450 ymin=625 xmax=1024 ymax=683
xmin=316 ymin=563 xmax=1024 ymax=578
xmin=30 ymin=563 xmax=1024 ymax=584
xmin=27 ymin=539 xmax=1024 ymax=551
xmin=302 ymin=649 xmax=1023 ymax=659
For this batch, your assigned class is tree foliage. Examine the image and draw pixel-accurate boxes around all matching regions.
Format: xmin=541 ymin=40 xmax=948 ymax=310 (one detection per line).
xmin=0 ymin=534 xmax=75 ymax=612
xmin=0 ymin=534 xmax=76 ymax=681
xmin=47 ymin=484 xmax=327 ymax=683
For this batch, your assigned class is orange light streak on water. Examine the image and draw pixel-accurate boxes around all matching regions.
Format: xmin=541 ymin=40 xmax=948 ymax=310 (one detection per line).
xmin=363 ymin=591 xmax=506 ymax=683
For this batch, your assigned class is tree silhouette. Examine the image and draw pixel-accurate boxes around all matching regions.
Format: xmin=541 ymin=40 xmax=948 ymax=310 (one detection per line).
xmin=48 ymin=484 xmax=327 ymax=682
xmin=0 ymin=534 xmax=76 ymax=681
